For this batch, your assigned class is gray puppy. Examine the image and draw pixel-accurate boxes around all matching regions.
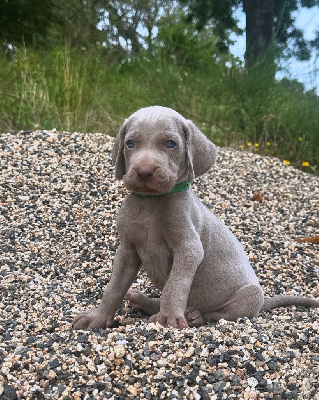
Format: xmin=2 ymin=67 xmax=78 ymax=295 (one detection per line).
xmin=72 ymin=106 xmax=319 ymax=329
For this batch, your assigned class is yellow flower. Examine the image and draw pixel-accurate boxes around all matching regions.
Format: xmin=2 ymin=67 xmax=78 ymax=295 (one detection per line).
xmin=283 ymin=160 xmax=290 ymax=166
xmin=266 ymin=141 xmax=271 ymax=146
xmin=302 ymin=161 xmax=310 ymax=167
xmin=247 ymin=142 xmax=252 ymax=146
xmin=298 ymin=137 xmax=303 ymax=141
xmin=254 ymin=143 xmax=259 ymax=147
xmin=239 ymin=144 xmax=243 ymax=149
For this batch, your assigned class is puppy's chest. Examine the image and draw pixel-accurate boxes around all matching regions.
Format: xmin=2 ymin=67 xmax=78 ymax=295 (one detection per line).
xmin=129 ymin=212 xmax=164 ymax=245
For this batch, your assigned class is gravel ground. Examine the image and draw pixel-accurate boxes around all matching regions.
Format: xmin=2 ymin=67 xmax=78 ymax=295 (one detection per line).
xmin=0 ymin=130 xmax=318 ymax=400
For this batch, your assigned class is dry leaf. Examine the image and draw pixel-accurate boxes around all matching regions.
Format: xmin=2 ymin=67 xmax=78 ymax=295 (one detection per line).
xmin=253 ymin=192 xmax=263 ymax=202
xmin=295 ymin=236 xmax=319 ymax=243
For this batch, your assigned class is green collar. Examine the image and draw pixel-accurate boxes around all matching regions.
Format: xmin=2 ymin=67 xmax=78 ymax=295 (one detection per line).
xmin=132 ymin=181 xmax=190 ymax=198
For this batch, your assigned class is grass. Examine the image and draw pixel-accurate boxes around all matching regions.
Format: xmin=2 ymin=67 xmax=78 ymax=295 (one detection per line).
xmin=0 ymin=45 xmax=318 ymax=173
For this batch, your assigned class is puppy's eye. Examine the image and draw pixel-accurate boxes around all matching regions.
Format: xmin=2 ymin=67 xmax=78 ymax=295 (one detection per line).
xmin=126 ymin=140 xmax=135 ymax=149
xmin=166 ymin=140 xmax=176 ymax=148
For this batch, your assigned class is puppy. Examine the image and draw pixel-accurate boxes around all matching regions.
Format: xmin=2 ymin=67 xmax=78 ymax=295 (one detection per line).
xmin=72 ymin=106 xmax=319 ymax=329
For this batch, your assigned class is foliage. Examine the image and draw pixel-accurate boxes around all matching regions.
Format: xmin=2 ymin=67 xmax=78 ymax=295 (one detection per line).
xmin=0 ymin=0 xmax=54 ymax=48
xmin=2 ymin=0 xmax=319 ymax=68
xmin=156 ymin=12 xmax=219 ymax=68
xmin=101 ymin=0 xmax=165 ymax=54
xmin=0 ymin=0 xmax=318 ymax=173
xmin=0 ymin=46 xmax=318 ymax=173
xmin=49 ymin=0 xmax=103 ymax=50
xmin=178 ymin=0 xmax=242 ymax=52
xmin=180 ymin=0 xmax=319 ymax=63
xmin=274 ymin=0 xmax=319 ymax=59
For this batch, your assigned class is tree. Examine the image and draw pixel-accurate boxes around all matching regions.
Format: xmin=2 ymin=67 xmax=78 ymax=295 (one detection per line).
xmin=0 ymin=0 xmax=54 ymax=48
xmin=244 ymin=0 xmax=274 ymax=68
xmin=156 ymin=11 xmax=219 ymax=67
xmin=0 ymin=0 xmax=105 ymax=51
xmin=179 ymin=0 xmax=319 ymax=69
xmin=177 ymin=0 xmax=242 ymax=53
xmin=50 ymin=0 xmax=104 ymax=50
xmin=99 ymin=0 xmax=172 ymax=56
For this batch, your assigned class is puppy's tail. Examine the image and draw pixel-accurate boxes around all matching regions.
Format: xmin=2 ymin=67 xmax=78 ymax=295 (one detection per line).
xmin=261 ymin=295 xmax=319 ymax=312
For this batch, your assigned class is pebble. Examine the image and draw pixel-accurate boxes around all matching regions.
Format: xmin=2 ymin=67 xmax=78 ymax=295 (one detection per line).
xmin=0 ymin=130 xmax=318 ymax=399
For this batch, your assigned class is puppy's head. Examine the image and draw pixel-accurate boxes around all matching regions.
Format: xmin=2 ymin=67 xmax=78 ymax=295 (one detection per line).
xmin=112 ymin=106 xmax=217 ymax=195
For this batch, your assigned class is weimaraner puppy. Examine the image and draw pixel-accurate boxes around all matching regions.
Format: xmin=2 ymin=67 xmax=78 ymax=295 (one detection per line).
xmin=72 ymin=106 xmax=319 ymax=329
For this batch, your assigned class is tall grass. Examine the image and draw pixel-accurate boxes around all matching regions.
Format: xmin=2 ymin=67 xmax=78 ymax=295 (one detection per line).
xmin=0 ymin=46 xmax=318 ymax=172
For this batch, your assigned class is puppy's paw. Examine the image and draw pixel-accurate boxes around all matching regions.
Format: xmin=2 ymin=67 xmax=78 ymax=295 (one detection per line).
xmin=125 ymin=289 xmax=146 ymax=311
xmin=149 ymin=311 xmax=188 ymax=329
xmin=184 ymin=307 xmax=205 ymax=327
xmin=72 ymin=309 xmax=114 ymax=330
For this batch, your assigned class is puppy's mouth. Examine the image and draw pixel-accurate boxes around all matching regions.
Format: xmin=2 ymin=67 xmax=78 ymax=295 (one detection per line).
xmin=124 ymin=179 xmax=176 ymax=195
xmin=123 ymin=167 xmax=177 ymax=195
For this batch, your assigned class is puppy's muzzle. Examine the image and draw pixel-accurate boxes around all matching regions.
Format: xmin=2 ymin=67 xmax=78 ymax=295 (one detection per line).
xmin=135 ymin=165 xmax=156 ymax=182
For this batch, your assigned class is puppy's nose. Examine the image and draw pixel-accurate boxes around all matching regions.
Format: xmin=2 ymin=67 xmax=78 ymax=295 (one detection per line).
xmin=136 ymin=165 xmax=154 ymax=181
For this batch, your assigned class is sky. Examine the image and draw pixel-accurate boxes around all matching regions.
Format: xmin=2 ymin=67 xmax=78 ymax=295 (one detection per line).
xmin=229 ymin=6 xmax=319 ymax=92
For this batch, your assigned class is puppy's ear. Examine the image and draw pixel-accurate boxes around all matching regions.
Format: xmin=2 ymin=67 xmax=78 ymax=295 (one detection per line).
xmin=112 ymin=119 xmax=127 ymax=180
xmin=183 ymin=119 xmax=218 ymax=181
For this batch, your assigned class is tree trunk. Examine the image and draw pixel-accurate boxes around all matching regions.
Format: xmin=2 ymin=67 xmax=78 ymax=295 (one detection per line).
xmin=244 ymin=0 xmax=274 ymax=69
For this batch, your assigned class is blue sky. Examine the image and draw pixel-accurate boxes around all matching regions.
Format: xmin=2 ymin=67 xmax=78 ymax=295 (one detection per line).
xmin=229 ymin=6 xmax=319 ymax=92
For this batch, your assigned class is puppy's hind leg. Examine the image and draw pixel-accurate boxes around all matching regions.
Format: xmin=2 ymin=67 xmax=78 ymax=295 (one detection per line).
xmin=126 ymin=289 xmax=160 ymax=315
xmin=203 ymin=284 xmax=264 ymax=323
xmin=185 ymin=307 xmax=206 ymax=327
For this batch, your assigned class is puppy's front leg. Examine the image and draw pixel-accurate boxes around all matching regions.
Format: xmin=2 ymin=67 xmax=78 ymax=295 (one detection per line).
xmin=149 ymin=241 xmax=204 ymax=329
xmin=72 ymin=244 xmax=140 ymax=330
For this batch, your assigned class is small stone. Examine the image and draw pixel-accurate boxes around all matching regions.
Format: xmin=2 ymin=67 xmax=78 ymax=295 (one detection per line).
xmin=245 ymin=362 xmax=257 ymax=375
xmin=49 ymin=358 xmax=60 ymax=368
xmin=213 ymin=381 xmax=226 ymax=391
xmin=127 ymin=385 xmax=139 ymax=396
xmin=3 ymin=384 xmax=18 ymax=400
xmin=244 ymin=390 xmax=259 ymax=400
xmin=17 ymin=195 xmax=30 ymax=201
xmin=184 ymin=346 xmax=195 ymax=357
xmin=114 ymin=345 xmax=126 ymax=358
xmin=72 ymin=391 xmax=82 ymax=400
xmin=247 ymin=377 xmax=258 ymax=388
xmin=46 ymin=370 xmax=57 ymax=380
